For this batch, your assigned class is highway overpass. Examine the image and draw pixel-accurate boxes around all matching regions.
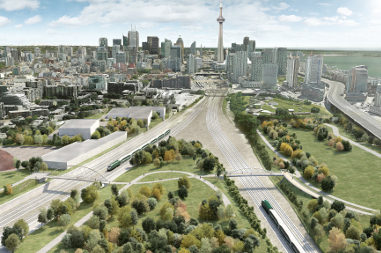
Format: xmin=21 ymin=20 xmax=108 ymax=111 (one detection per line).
xmin=324 ymin=78 xmax=381 ymax=140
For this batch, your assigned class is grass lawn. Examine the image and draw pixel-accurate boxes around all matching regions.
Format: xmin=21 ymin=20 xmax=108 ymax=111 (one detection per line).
xmin=115 ymin=157 xmax=214 ymax=183
xmin=0 ymin=168 xmax=31 ymax=186
xmin=84 ymin=108 xmax=111 ymax=120
xmin=139 ymin=172 xmax=189 ymax=182
xmin=268 ymin=98 xmax=332 ymax=117
xmin=0 ymin=179 xmax=47 ymax=205
xmin=286 ymin=127 xmax=381 ymax=210
xmin=148 ymin=118 xmax=163 ymax=130
xmin=28 ymin=185 xmax=121 ymax=253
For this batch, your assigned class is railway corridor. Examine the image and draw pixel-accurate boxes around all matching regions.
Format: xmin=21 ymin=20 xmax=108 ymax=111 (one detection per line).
xmin=0 ymin=97 xmax=208 ymax=236
xmin=205 ymin=96 xmax=320 ymax=253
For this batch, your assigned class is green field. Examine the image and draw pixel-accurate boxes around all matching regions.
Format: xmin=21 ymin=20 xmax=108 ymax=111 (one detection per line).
xmin=0 ymin=169 xmax=31 ymax=186
xmin=261 ymin=97 xmax=332 ymax=117
xmin=284 ymin=127 xmax=381 ymax=209
xmin=139 ymin=172 xmax=189 ymax=182
xmin=0 ymin=179 xmax=46 ymax=206
xmin=115 ymin=157 xmax=214 ymax=183
xmin=18 ymin=185 xmax=120 ymax=253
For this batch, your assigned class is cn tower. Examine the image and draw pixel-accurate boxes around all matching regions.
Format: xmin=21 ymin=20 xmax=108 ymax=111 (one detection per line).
xmin=216 ymin=0 xmax=225 ymax=63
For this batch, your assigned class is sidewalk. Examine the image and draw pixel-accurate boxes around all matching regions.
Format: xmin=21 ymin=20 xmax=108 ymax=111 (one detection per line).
xmin=325 ymin=123 xmax=381 ymax=159
xmin=257 ymin=129 xmax=376 ymax=215
xmin=36 ymin=170 xmax=231 ymax=253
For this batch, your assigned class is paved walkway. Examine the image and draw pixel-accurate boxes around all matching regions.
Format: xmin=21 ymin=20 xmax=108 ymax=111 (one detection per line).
xmin=257 ymin=129 xmax=376 ymax=215
xmin=36 ymin=170 xmax=231 ymax=253
xmin=325 ymin=123 xmax=381 ymax=159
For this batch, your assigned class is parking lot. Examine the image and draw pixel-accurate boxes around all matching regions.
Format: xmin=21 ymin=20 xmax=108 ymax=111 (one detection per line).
xmin=0 ymin=146 xmax=59 ymax=161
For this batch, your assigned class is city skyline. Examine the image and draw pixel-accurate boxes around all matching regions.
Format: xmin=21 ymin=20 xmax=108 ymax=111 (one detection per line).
xmin=0 ymin=0 xmax=380 ymax=49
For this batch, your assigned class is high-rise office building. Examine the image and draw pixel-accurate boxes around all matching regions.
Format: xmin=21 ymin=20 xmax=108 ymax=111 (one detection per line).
xmin=123 ymin=36 xmax=128 ymax=47
xmin=99 ymin=37 xmax=108 ymax=47
xmin=96 ymin=46 xmax=108 ymax=63
xmin=250 ymin=52 xmax=262 ymax=82
xmin=216 ymin=0 xmax=225 ymax=63
xmin=188 ymin=54 xmax=196 ymax=74
xmin=305 ymin=55 xmax=323 ymax=84
xmin=277 ymin=48 xmax=287 ymax=76
xmin=262 ymin=64 xmax=278 ymax=89
xmin=190 ymin=41 xmax=196 ymax=56
xmin=147 ymin=36 xmax=159 ymax=54
xmin=128 ymin=27 xmax=139 ymax=51
xmin=170 ymin=45 xmax=182 ymax=59
xmin=243 ymin=37 xmax=249 ymax=48
xmin=161 ymin=39 xmax=172 ymax=58
xmin=142 ymin=42 xmax=150 ymax=52
xmin=347 ymin=66 xmax=368 ymax=93
xmin=286 ymin=56 xmax=300 ymax=88
xmin=234 ymin=51 xmax=248 ymax=79
xmin=116 ymin=51 xmax=126 ymax=63
xmin=247 ymin=40 xmax=255 ymax=53
xmin=226 ymin=52 xmax=235 ymax=81
xmin=261 ymin=48 xmax=276 ymax=64
xmin=113 ymin=39 xmax=122 ymax=46
xmin=175 ymin=36 xmax=184 ymax=62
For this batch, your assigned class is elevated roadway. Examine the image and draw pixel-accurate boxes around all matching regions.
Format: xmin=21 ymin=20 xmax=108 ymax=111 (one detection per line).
xmin=324 ymin=78 xmax=381 ymax=140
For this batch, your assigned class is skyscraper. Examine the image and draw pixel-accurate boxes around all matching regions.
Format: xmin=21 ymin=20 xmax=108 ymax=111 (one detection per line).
xmin=277 ymin=48 xmax=287 ymax=76
xmin=161 ymin=39 xmax=172 ymax=58
xmin=262 ymin=64 xmax=278 ymax=90
xmin=347 ymin=66 xmax=368 ymax=93
xmin=216 ymin=0 xmax=225 ymax=63
xmin=188 ymin=54 xmax=196 ymax=74
xmin=99 ymin=37 xmax=108 ymax=47
xmin=305 ymin=55 xmax=323 ymax=84
xmin=128 ymin=27 xmax=139 ymax=51
xmin=190 ymin=41 xmax=196 ymax=56
xmin=286 ymin=56 xmax=300 ymax=88
xmin=147 ymin=36 xmax=159 ymax=54
xmin=250 ymin=52 xmax=262 ymax=82
xmin=113 ymin=39 xmax=122 ymax=46
xmin=262 ymin=48 xmax=276 ymax=64
xmin=175 ymin=36 xmax=184 ymax=62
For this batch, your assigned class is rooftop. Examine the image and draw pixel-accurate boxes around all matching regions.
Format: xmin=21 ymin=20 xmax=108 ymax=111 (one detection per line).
xmin=60 ymin=119 xmax=99 ymax=129
xmin=106 ymin=107 xmax=165 ymax=119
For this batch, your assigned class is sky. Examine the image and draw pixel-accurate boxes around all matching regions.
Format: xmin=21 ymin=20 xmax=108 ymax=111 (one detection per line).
xmin=0 ymin=0 xmax=381 ymax=49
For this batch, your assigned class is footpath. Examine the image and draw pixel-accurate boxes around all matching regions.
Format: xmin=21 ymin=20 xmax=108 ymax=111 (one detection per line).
xmin=36 ymin=171 xmax=230 ymax=253
xmin=257 ymin=129 xmax=376 ymax=215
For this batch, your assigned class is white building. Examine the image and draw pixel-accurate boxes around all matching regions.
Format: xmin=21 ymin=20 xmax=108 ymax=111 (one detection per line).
xmin=305 ymin=55 xmax=323 ymax=84
xmin=286 ymin=56 xmax=300 ymax=88
xmin=250 ymin=52 xmax=262 ymax=82
xmin=59 ymin=119 xmax=99 ymax=140
xmin=261 ymin=64 xmax=278 ymax=90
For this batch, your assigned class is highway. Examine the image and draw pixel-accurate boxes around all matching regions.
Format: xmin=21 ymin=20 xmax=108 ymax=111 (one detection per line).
xmin=0 ymin=97 xmax=208 ymax=235
xmin=206 ymin=96 xmax=319 ymax=253
xmin=324 ymin=78 xmax=381 ymax=140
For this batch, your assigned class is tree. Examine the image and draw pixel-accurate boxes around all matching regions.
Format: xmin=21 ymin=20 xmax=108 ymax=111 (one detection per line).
xmin=59 ymin=214 xmax=71 ymax=228
xmin=40 ymin=162 xmax=48 ymax=172
xmin=111 ymin=184 xmax=119 ymax=196
xmin=164 ymin=208 xmax=174 ymax=221
xmin=47 ymin=208 xmax=54 ymax=221
xmin=91 ymin=131 xmax=101 ymax=139
xmin=153 ymin=158 xmax=161 ymax=167
xmin=244 ymin=235 xmax=260 ymax=252
xmin=328 ymin=139 xmax=335 ymax=148
xmin=117 ymin=206 xmax=133 ymax=228
xmin=34 ymin=134 xmax=43 ymax=145
xmin=93 ymin=206 xmax=108 ymax=220
xmin=331 ymin=200 xmax=345 ymax=213
xmin=322 ymin=176 xmax=336 ymax=192
xmin=130 ymin=209 xmax=139 ymax=229
xmin=217 ymin=205 xmax=226 ymax=220
xmin=15 ymin=160 xmax=21 ymax=171
xmin=147 ymin=198 xmax=157 ymax=210
xmin=203 ymin=157 xmax=216 ymax=173
xmin=313 ymin=224 xmax=324 ymax=240
xmin=142 ymin=217 xmax=156 ymax=234
xmin=108 ymin=227 xmax=120 ymax=244
xmin=81 ymin=185 xmax=99 ymax=203
xmin=346 ymin=225 xmax=361 ymax=240
xmin=70 ymin=230 xmax=84 ymax=248
xmin=164 ymin=150 xmax=174 ymax=162
xmin=5 ymin=233 xmax=20 ymax=252
xmin=304 ymin=165 xmax=315 ymax=179
xmin=15 ymin=133 xmax=25 ymax=145
xmin=336 ymin=142 xmax=344 ymax=152
xmin=178 ymin=186 xmax=188 ymax=200
xmin=328 ymin=227 xmax=347 ymax=253
xmin=225 ymin=204 xmax=235 ymax=220
xmin=160 ymin=202 xmax=174 ymax=220
xmin=168 ymin=191 xmax=174 ymax=200
xmin=14 ymin=219 xmax=29 ymax=239
xmin=178 ymin=176 xmax=191 ymax=189
xmin=175 ymin=153 xmax=183 ymax=163
xmin=139 ymin=185 xmax=152 ymax=197
xmin=38 ymin=209 xmax=48 ymax=227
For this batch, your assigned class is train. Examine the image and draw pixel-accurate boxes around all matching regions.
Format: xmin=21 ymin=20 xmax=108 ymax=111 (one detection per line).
xmin=261 ymin=200 xmax=305 ymax=253
xmin=107 ymin=129 xmax=171 ymax=171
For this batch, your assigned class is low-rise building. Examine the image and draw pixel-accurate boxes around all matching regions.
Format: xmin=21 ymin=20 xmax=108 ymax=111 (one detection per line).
xmin=59 ymin=119 xmax=99 ymax=140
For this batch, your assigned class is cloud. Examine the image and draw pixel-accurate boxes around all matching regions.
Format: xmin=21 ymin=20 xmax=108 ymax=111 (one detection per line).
xmin=45 ymin=29 xmax=57 ymax=34
xmin=159 ymin=26 xmax=174 ymax=31
xmin=15 ymin=24 xmax=23 ymax=28
xmin=317 ymin=3 xmax=331 ymax=6
xmin=272 ymin=2 xmax=290 ymax=11
xmin=305 ymin=16 xmax=358 ymax=26
xmin=0 ymin=16 xmax=10 ymax=26
xmin=0 ymin=0 xmax=39 ymax=11
xmin=25 ymin=15 xmax=42 ymax=25
xmin=337 ymin=7 xmax=353 ymax=16
xmin=278 ymin=15 xmax=302 ymax=23
xmin=304 ymin=17 xmax=326 ymax=26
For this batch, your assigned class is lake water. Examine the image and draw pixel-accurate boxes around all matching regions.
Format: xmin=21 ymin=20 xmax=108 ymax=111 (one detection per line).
xmin=323 ymin=56 xmax=381 ymax=78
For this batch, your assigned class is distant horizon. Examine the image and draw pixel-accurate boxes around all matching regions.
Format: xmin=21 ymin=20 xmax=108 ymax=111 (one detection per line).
xmin=0 ymin=0 xmax=380 ymax=48
xmin=2 ymin=45 xmax=381 ymax=53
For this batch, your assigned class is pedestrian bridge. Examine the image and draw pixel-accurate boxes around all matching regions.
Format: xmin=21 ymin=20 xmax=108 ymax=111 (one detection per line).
xmin=226 ymin=168 xmax=285 ymax=177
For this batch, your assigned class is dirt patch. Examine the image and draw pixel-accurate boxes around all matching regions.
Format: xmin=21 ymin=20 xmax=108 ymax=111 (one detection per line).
xmin=0 ymin=150 xmax=14 ymax=171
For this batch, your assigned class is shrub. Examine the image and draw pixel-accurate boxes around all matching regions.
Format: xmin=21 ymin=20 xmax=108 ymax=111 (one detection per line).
xmin=178 ymin=176 xmax=191 ymax=189
xmin=147 ymin=198 xmax=157 ymax=210
xmin=322 ymin=176 xmax=336 ymax=192
xmin=304 ymin=165 xmax=315 ymax=179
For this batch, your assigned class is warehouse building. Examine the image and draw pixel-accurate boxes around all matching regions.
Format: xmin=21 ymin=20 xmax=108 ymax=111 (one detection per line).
xmin=59 ymin=119 xmax=99 ymax=140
